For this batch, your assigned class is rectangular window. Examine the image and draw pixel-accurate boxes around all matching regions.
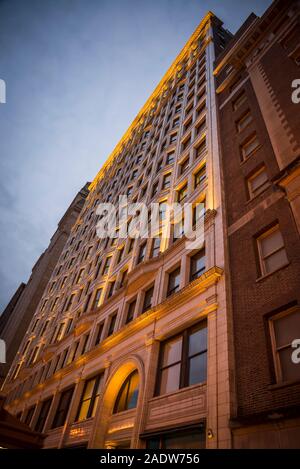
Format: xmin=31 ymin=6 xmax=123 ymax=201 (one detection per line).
xmin=195 ymin=138 xmax=206 ymax=159
xmin=52 ymin=387 xmax=74 ymax=429
xmin=157 ymin=322 xmax=207 ymax=395
xmin=24 ymin=406 xmax=35 ymax=427
xmin=107 ymin=281 xmax=115 ymax=299
xmin=167 ymin=267 xmax=181 ymax=296
xmin=34 ymin=398 xmax=52 ymax=433
xmin=125 ymin=299 xmax=136 ymax=324
xmin=190 ymin=249 xmax=206 ymax=281
xmin=151 ymin=237 xmax=161 ymax=258
xmin=236 ymin=110 xmax=252 ymax=132
xmin=142 ymin=286 xmax=154 ymax=313
xmin=107 ymin=313 xmax=117 ymax=337
xmin=166 ymin=152 xmax=175 ymax=165
xmin=102 ymin=257 xmax=111 ymax=275
xmin=94 ymin=322 xmax=104 ymax=346
xmin=269 ymin=307 xmax=300 ymax=383
xmin=232 ymin=91 xmax=247 ymax=111
xmin=194 ymin=164 xmax=206 ymax=188
xmin=146 ymin=428 xmax=206 ymax=449
xmin=76 ymin=375 xmax=103 ymax=422
xmin=170 ymin=133 xmax=177 ymax=144
xmin=180 ymin=158 xmax=189 ymax=175
xmin=137 ymin=242 xmax=147 ymax=264
xmin=162 ymin=173 xmax=171 ymax=190
xmin=257 ymin=225 xmax=288 ymax=276
xmin=92 ymin=288 xmax=103 ymax=309
xmin=247 ymin=166 xmax=269 ymax=199
xmin=177 ymin=185 xmax=187 ymax=204
xmin=240 ymin=133 xmax=260 ymax=161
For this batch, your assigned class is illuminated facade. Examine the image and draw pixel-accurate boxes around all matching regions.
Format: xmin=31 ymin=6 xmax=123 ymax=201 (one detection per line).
xmin=4 ymin=2 xmax=299 ymax=449
xmin=2 ymin=12 xmax=234 ymax=449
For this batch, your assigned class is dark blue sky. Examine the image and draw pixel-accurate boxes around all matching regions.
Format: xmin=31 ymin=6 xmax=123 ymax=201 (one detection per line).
xmin=0 ymin=0 xmax=272 ymax=311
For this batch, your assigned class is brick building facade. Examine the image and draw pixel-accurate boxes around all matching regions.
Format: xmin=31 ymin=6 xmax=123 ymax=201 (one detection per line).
xmin=214 ymin=0 xmax=300 ymax=448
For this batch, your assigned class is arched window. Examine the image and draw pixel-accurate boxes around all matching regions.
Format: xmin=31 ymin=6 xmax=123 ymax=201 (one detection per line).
xmin=113 ymin=370 xmax=139 ymax=414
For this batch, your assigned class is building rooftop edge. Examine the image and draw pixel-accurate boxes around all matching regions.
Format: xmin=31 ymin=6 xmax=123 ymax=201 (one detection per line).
xmin=88 ymin=11 xmax=216 ymax=192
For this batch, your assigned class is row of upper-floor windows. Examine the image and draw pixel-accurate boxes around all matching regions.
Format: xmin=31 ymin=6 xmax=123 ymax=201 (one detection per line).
xmin=14 ymin=248 xmax=207 ymax=380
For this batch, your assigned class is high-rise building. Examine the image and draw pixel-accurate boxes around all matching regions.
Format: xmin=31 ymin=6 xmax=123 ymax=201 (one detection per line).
xmin=2 ymin=1 xmax=300 ymax=450
xmin=0 ymin=184 xmax=89 ymax=386
xmin=2 ymin=11 xmax=233 ymax=449
xmin=214 ymin=0 xmax=300 ymax=447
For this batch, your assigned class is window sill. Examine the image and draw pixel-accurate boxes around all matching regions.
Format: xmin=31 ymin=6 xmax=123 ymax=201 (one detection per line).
xmin=268 ymin=379 xmax=300 ymax=391
xmin=256 ymin=262 xmax=290 ymax=283
xmin=245 ymin=183 xmax=271 ymax=204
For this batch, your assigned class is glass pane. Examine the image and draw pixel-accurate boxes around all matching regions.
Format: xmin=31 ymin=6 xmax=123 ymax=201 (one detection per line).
xmin=265 ymin=248 xmax=288 ymax=273
xmin=188 ymin=353 xmax=207 ymax=386
xmin=77 ymin=400 xmax=90 ymax=422
xmin=189 ymin=327 xmax=207 ymax=356
xmin=251 ymin=170 xmax=268 ymax=192
xmin=274 ymin=311 xmax=300 ymax=348
xmin=162 ymin=337 xmax=183 ymax=366
xmin=127 ymin=372 xmax=139 ymax=410
xmin=146 ymin=438 xmax=160 ymax=449
xmin=115 ymin=381 xmax=128 ymax=413
xmin=83 ymin=378 xmax=96 ymax=401
xmin=160 ymin=364 xmax=181 ymax=394
xmin=164 ymin=431 xmax=205 ymax=449
xmin=260 ymin=229 xmax=284 ymax=257
xmin=279 ymin=348 xmax=300 ymax=382
xmin=91 ymin=395 xmax=99 ymax=418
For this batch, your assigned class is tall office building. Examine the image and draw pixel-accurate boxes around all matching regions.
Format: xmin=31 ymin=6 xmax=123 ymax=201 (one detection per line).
xmin=2 ymin=1 xmax=300 ymax=450
xmin=214 ymin=0 xmax=300 ymax=447
xmin=2 ymin=12 xmax=233 ymax=449
xmin=0 ymin=184 xmax=89 ymax=386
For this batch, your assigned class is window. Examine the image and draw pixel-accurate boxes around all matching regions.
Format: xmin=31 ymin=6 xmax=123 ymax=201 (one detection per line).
xmin=190 ymin=249 xmax=206 ymax=281
xmin=194 ymin=164 xmax=206 ymax=188
xmin=269 ymin=307 xmax=300 ymax=383
xmin=177 ymin=185 xmax=187 ymax=204
xmin=66 ymin=294 xmax=75 ymax=312
xmin=170 ymin=133 xmax=177 ymax=144
xmin=76 ymin=375 xmax=103 ymax=422
xmin=162 ymin=173 xmax=171 ymax=190
xmin=34 ymin=398 xmax=52 ymax=433
xmin=92 ymin=288 xmax=103 ymax=309
xmin=52 ymin=387 xmax=74 ymax=428
xmin=156 ymin=322 xmax=207 ymax=395
xmin=159 ymin=202 xmax=167 ymax=222
xmin=125 ymin=299 xmax=136 ymax=324
xmin=195 ymin=138 xmax=206 ymax=158
xmin=81 ymin=334 xmax=90 ymax=355
xmin=151 ymin=237 xmax=161 ymax=258
xmin=107 ymin=313 xmax=117 ymax=337
xmin=24 ymin=406 xmax=35 ymax=427
xmin=120 ymin=269 xmax=128 ymax=288
xmin=142 ymin=286 xmax=154 ymax=313
xmin=152 ymin=182 xmax=159 ymax=197
xmin=102 ymin=257 xmax=111 ymax=275
xmin=146 ymin=428 xmax=205 ymax=449
xmin=137 ymin=242 xmax=147 ymax=264
xmin=247 ymin=166 xmax=269 ymax=199
xmin=236 ymin=110 xmax=252 ymax=132
xmin=240 ymin=133 xmax=260 ymax=161
xmin=233 ymin=91 xmax=247 ymax=111
xmin=257 ymin=225 xmax=288 ymax=276
xmin=167 ymin=267 xmax=181 ymax=296
xmin=166 ymin=152 xmax=175 ymax=165
xmin=113 ymin=370 xmax=139 ymax=414
xmin=107 ymin=281 xmax=115 ymax=299
xmin=94 ymin=322 xmax=104 ymax=346
xmin=180 ymin=158 xmax=189 ymax=175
